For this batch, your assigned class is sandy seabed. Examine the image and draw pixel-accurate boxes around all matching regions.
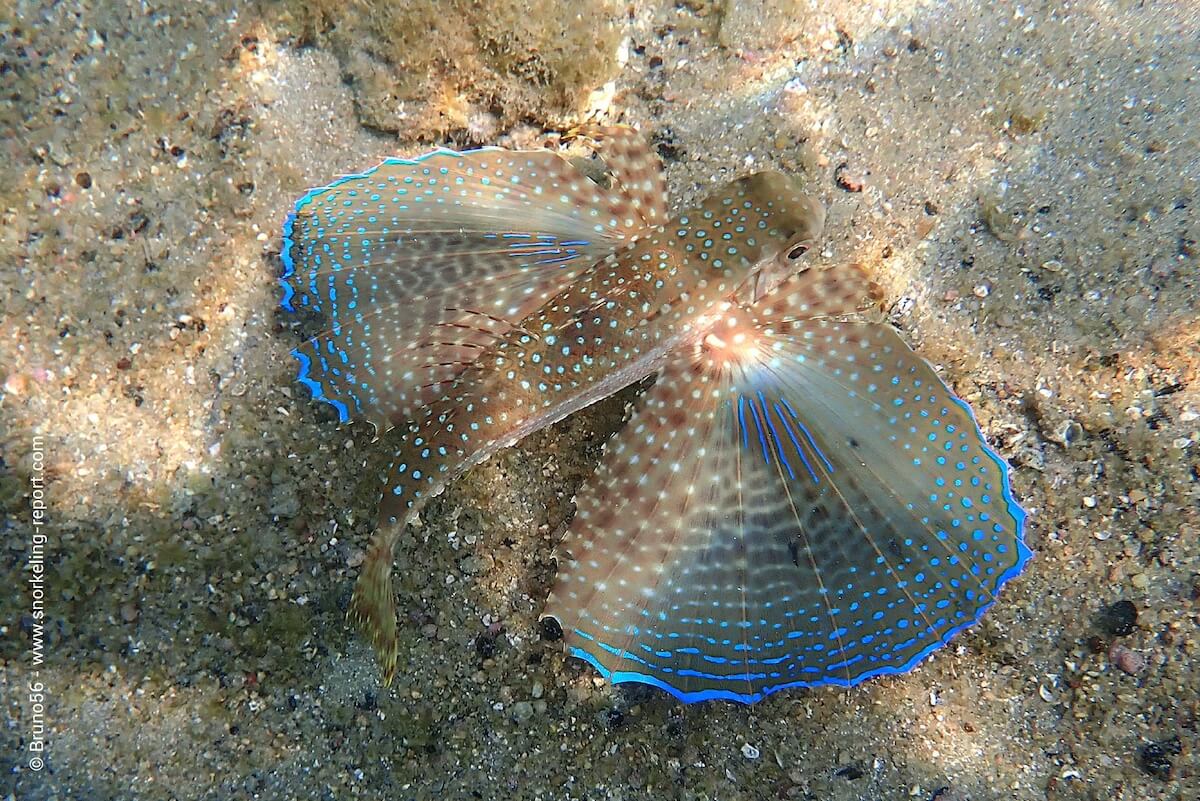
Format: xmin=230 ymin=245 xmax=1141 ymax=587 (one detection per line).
xmin=1 ymin=1 xmax=1197 ymax=799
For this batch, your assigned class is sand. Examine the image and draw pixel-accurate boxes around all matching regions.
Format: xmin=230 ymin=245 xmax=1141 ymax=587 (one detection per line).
xmin=1 ymin=0 xmax=1197 ymax=798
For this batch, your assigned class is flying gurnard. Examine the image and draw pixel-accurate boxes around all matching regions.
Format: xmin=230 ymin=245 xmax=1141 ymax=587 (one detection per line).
xmin=280 ymin=125 xmax=1029 ymax=703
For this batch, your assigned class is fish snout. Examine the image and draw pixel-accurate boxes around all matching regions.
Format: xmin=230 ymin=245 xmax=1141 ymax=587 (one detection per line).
xmin=749 ymin=193 xmax=825 ymax=303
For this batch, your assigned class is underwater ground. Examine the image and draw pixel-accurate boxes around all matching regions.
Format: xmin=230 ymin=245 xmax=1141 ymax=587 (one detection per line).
xmin=2 ymin=0 xmax=1197 ymax=798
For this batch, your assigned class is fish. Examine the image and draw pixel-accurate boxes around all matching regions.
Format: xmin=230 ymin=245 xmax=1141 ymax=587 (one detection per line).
xmin=280 ymin=124 xmax=1030 ymax=704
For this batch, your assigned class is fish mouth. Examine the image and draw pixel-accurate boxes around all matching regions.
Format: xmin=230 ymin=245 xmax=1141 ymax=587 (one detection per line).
xmin=745 ymin=239 xmax=815 ymax=303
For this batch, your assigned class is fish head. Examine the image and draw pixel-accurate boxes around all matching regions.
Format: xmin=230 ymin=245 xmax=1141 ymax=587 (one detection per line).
xmin=687 ymin=172 xmax=825 ymax=304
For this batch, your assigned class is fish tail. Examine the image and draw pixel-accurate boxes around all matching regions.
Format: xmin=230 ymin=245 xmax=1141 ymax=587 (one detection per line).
xmin=347 ymin=404 xmax=474 ymax=685
xmin=348 ymin=522 xmax=401 ymax=685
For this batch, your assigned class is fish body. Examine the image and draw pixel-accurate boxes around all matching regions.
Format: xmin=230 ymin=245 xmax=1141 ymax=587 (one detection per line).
xmin=281 ymin=125 xmax=1029 ymax=702
xmin=352 ymin=172 xmax=825 ymax=680
xmin=376 ymin=173 xmax=824 ymax=522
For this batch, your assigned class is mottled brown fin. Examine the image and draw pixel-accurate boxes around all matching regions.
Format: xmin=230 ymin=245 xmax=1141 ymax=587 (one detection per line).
xmin=348 ymin=528 xmax=400 ymax=685
xmin=568 ymin=124 xmax=668 ymax=227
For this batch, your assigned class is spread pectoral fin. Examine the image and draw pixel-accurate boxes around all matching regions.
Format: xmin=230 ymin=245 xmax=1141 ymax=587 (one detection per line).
xmin=545 ymin=264 xmax=1029 ymax=703
xmin=282 ymin=146 xmax=656 ymax=429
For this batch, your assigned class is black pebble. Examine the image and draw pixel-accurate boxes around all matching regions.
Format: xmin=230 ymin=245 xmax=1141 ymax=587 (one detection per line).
xmin=664 ymin=708 xmax=685 ymax=739
xmin=539 ymin=616 xmax=563 ymax=641
xmin=651 ymin=128 xmax=683 ymax=162
xmin=1138 ymin=736 xmax=1181 ymax=781
xmin=474 ymin=630 xmax=498 ymax=658
xmin=1098 ymin=599 xmax=1138 ymax=636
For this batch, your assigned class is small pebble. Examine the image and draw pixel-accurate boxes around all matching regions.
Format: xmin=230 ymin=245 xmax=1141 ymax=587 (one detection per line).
xmin=1059 ymin=419 xmax=1083 ymax=445
xmin=834 ymin=764 xmax=865 ymax=780
xmin=539 ymin=617 xmax=563 ymax=641
xmin=1098 ymin=599 xmax=1138 ymax=636
xmin=1108 ymin=643 xmax=1146 ymax=676
xmin=741 ymin=742 xmax=760 ymax=759
xmin=834 ymin=162 xmax=864 ymax=192
xmin=1138 ymin=736 xmax=1181 ymax=780
xmin=3 ymin=373 xmax=28 ymax=395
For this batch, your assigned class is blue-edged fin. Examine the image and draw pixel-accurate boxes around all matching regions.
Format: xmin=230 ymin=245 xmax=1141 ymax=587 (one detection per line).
xmin=545 ymin=263 xmax=1030 ymax=704
xmin=281 ymin=145 xmax=656 ymax=430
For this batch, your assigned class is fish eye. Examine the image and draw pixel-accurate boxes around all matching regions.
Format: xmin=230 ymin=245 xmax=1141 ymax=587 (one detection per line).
xmin=785 ymin=243 xmax=809 ymax=260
